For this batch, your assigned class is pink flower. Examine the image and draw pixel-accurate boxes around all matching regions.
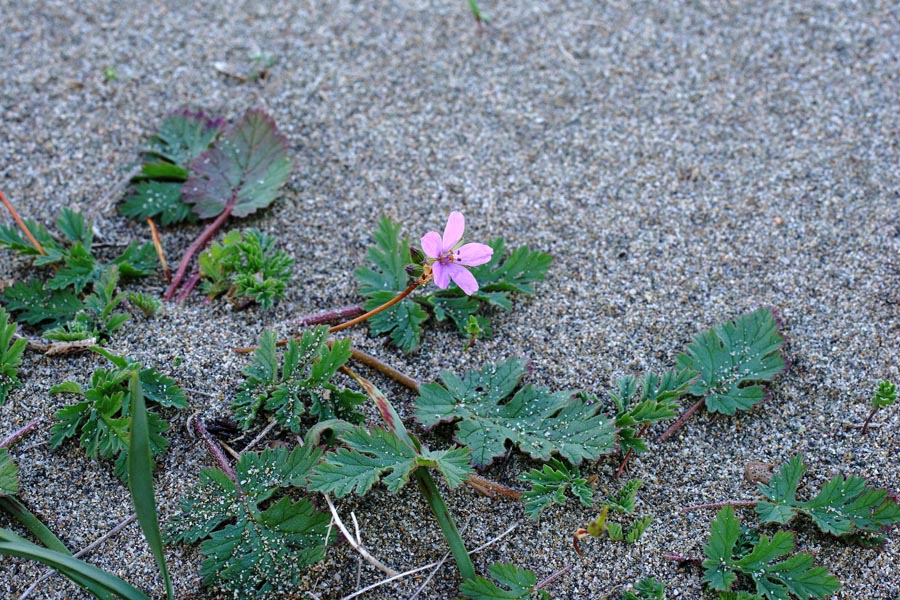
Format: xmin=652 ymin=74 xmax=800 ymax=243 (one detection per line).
xmin=420 ymin=211 xmax=493 ymax=295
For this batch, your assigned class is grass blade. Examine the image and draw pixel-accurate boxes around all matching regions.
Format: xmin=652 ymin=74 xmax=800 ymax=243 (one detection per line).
xmin=0 ymin=496 xmax=71 ymax=555
xmin=127 ymin=372 xmax=174 ymax=599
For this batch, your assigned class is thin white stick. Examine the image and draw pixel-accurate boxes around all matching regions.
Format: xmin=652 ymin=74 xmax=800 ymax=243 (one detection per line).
xmin=18 ymin=514 xmax=137 ymax=599
xmin=341 ymin=521 xmax=522 ymax=600
xmin=240 ymin=419 xmax=279 ymax=455
xmin=323 ymin=494 xmax=399 ymax=578
xmin=352 ymin=512 xmax=363 ymax=589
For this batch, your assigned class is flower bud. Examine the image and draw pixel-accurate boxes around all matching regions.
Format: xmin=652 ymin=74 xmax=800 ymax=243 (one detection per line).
xmin=409 ymin=246 xmax=425 ymax=264
xmin=406 ymin=263 xmax=424 ymax=278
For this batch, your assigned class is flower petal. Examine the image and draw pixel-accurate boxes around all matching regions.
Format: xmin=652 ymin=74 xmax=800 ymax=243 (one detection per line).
xmin=446 ymin=263 xmax=479 ymax=295
xmin=442 ymin=211 xmax=465 ymax=250
xmin=420 ymin=231 xmax=443 ymax=259
xmin=455 ymin=242 xmax=493 ymax=267
xmin=432 ymin=261 xmax=450 ymax=289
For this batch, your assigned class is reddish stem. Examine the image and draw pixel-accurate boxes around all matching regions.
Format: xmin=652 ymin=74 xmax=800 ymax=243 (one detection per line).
xmin=614 ymin=422 xmax=650 ymax=478
xmin=0 ymin=189 xmax=46 ymax=256
xmin=657 ymin=397 xmax=705 ymax=443
xmin=0 ymin=417 xmax=43 ymax=449
xmin=294 ymin=304 xmax=365 ymax=327
xmin=175 ymin=270 xmax=201 ymax=304
xmin=680 ymin=500 xmax=758 ymax=513
xmin=535 ymin=563 xmax=573 ymax=591
xmin=345 ymin=345 xmax=420 ymax=393
xmin=861 ymin=406 xmax=879 ymax=435
xmin=328 ymin=282 xmax=420 ymax=333
xmin=191 ymin=416 xmax=239 ymax=485
xmin=164 ymin=203 xmax=234 ymax=300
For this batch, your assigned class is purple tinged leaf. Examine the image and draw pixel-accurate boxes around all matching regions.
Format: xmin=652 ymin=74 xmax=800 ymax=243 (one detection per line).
xmin=183 ymin=109 xmax=292 ymax=220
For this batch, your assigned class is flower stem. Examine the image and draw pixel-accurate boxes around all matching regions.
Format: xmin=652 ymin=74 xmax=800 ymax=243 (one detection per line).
xmin=0 ymin=417 xmax=43 ymax=449
xmin=0 ymin=189 xmax=46 ymax=256
xmin=163 ymin=203 xmax=234 ymax=301
xmin=344 ymin=345 xmax=420 ymax=392
xmin=328 ymin=282 xmax=420 ymax=333
xmin=657 ymin=397 xmax=705 ymax=443
xmin=413 ymin=468 xmax=477 ymax=581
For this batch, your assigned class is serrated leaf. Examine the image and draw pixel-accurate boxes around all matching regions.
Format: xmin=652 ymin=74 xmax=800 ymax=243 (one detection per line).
xmin=520 ymin=459 xmax=593 ymax=519
xmin=415 ymin=358 xmax=616 ymax=467
xmin=0 ymin=219 xmax=58 ymax=257
xmin=624 ymin=515 xmax=652 ymax=543
xmin=460 ymin=562 xmax=548 ymax=600
xmin=56 ymin=209 xmax=92 ymax=247
xmin=182 ymin=109 xmax=291 ymax=219
xmin=308 ymin=427 xmax=419 ymax=496
xmin=365 ymin=290 xmax=428 ymax=353
xmin=121 ymin=181 xmax=196 ymax=226
xmin=1 ymin=280 xmax=83 ymax=329
xmin=138 ymin=162 xmax=189 ymax=180
xmin=0 ymin=449 xmax=18 ymax=496
xmin=605 ymin=479 xmax=642 ymax=514
xmin=144 ymin=110 xmax=223 ymax=168
xmin=47 ymin=242 xmax=100 ymax=293
xmin=702 ymin=505 xmax=839 ymax=600
xmin=871 ymin=380 xmax=896 ymax=409
xmin=677 ymin=308 xmax=785 ymax=415
xmin=757 ymin=454 xmax=900 ymax=537
xmin=420 ymin=446 xmax=473 ymax=489
xmin=622 ymin=577 xmax=665 ymax=600
xmin=0 ymin=307 xmax=27 ymax=404
xmin=113 ymin=242 xmax=159 ymax=277
xmin=234 ymin=328 xmax=364 ymax=432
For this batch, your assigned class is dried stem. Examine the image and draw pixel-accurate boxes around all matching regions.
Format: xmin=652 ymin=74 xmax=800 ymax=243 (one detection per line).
xmin=466 ymin=472 xmax=522 ymax=500
xmin=164 ymin=202 xmax=234 ymax=300
xmin=189 ymin=414 xmax=239 ymax=484
xmin=657 ymin=397 xmax=705 ymax=442
xmin=146 ymin=217 xmax=171 ymax=283
xmin=294 ymin=304 xmax=365 ymax=327
xmin=0 ymin=189 xmax=46 ymax=256
xmin=328 ymin=282 xmax=421 ymax=333
xmin=680 ymin=500 xmax=758 ymax=513
xmin=323 ymin=494 xmax=399 ymax=578
xmin=239 ymin=419 xmax=279 ymax=455
xmin=663 ymin=552 xmax=703 ymax=566
xmin=614 ymin=422 xmax=650 ymax=478
xmin=535 ymin=563 xmax=574 ymax=591
xmin=345 ymin=345 xmax=420 ymax=392
xmin=0 ymin=417 xmax=43 ymax=449
xmin=18 ymin=514 xmax=138 ymax=599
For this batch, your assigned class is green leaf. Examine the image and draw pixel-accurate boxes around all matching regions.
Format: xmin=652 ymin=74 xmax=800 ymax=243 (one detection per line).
xmin=199 ymin=228 xmax=293 ymax=310
xmin=0 ymin=219 xmax=58 ymax=257
xmin=308 ymin=427 xmax=420 ymax=496
xmin=234 ymin=328 xmax=364 ymax=432
xmin=125 ymin=292 xmax=162 ymax=318
xmin=49 ymin=351 xmax=184 ymax=480
xmin=113 ymin=242 xmax=159 ymax=277
xmin=0 ymin=280 xmax=83 ymax=329
xmin=702 ymin=505 xmax=839 ymax=599
xmin=871 ymin=380 xmax=896 ymax=409
xmin=415 ymin=358 xmax=617 ymax=467
xmin=0 ymin=532 xmax=151 ymax=600
xmin=0 ymin=449 xmax=18 ymax=496
xmin=676 ymin=308 xmax=785 ymax=415
xmin=613 ymin=369 xmax=696 ymax=454
xmin=166 ymin=446 xmax=328 ymax=599
xmin=48 ymin=242 xmax=100 ymax=293
xmin=756 ymin=454 xmax=900 ymax=538
xmin=121 ymin=181 xmax=196 ymax=226
xmin=183 ymin=108 xmax=291 ymax=219
xmin=519 ymin=459 xmax=593 ymax=519
xmin=56 ymin=209 xmax=92 ymax=247
xmin=460 ymin=563 xmax=549 ymax=600
xmin=604 ymin=479 xmax=643 ymax=514
xmin=126 ymin=373 xmax=174 ymax=600
xmin=0 ymin=307 xmax=27 ymax=404
xmin=622 ymin=577 xmax=665 ymax=600
xmin=144 ymin=110 xmax=223 ymax=168
xmin=625 ymin=515 xmax=652 ymax=543
xmin=138 ymin=161 xmax=189 ymax=180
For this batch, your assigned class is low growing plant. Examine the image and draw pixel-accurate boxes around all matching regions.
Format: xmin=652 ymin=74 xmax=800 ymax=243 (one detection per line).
xmin=574 ymin=479 xmax=653 ymax=552
xmin=861 ymin=380 xmax=896 ymax=434
xmin=49 ymin=348 xmax=186 ymax=479
xmin=622 ymin=577 xmax=665 ymax=600
xmin=0 ymin=306 xmax=27 ymax=404
xmin=459 ymin=563 xmax=548 ymax=600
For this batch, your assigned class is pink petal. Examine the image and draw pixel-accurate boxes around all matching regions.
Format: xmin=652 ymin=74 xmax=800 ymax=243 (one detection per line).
xmin=432 ymin=261 xmax=450 ymax=289
xmin=446 ymin=263 xmax=479 ymax=295
xmin=420 ymin=231 xmax=443 ymax=259
xmin=442 ymin=211 xmax=465 ymax=250
xmin=455 ymin=242 xmax=493 ymax=267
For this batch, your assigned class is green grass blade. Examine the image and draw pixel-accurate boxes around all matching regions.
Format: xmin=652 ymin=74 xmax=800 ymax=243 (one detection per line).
xmin=0 ymin=496 xmax=71 ymax=554
xmin=127 ymin=372 xmax=174 ymax=600
xmin=0 ymin=529 xmax=148 ymax=599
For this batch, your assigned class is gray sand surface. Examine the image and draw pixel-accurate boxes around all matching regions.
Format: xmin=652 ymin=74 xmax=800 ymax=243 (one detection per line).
xmin=1 ymin=1 xmax=898 ymax=598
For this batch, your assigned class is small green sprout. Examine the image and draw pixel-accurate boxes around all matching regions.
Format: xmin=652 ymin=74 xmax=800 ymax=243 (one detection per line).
xmin=862 ymin=380 xmax=896 ymax=434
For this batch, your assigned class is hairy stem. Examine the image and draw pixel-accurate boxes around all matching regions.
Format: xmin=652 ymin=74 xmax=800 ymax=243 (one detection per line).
xmin=680 ymin=500 xmax=758 ymax=513
xmin=328 ymin=282 xmax=420 ymax=333
xmin=163 ymin=203 xmax=234 ymax=300
xmin=295 ymin=304 xmax=365 ymax=327
xmin=614 ymin=422 xmax=650 ymax=478
xmin=861 ymin=406 xmax=879 ymax=435
xmin=414 ymin=468 xmax=477 ymax=581
xmin=657 ymin=397 xmax=705 ymax=443
xmin=0 ymin=189 xmax=46 ymax=256
xmin=0 ymin=417 xmax=43 ymax=449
